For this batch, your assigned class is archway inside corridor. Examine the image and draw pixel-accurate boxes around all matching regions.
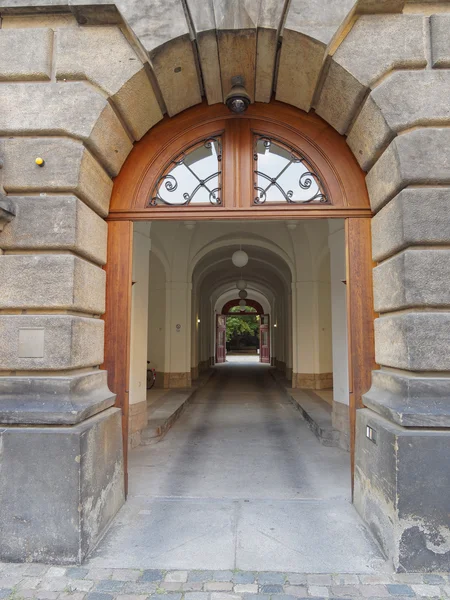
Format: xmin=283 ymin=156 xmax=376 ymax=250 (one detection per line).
xmin=104 ymin=101 xmax=374 ymax=491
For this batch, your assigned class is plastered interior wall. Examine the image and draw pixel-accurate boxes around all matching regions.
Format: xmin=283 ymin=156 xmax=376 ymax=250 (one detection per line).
xmin=129 ymin=223 xmax=151 ymax=406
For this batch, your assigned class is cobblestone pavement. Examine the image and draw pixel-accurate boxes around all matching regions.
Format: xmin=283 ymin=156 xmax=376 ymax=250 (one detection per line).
xmin=0 ymin=565 xmax=449 ymax=600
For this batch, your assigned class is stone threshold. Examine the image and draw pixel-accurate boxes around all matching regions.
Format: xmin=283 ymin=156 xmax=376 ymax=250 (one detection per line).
xmin=140 ymin=370 xmax=215 ymax=445
xmin=270 ymin=370 xmax=340 ymax=447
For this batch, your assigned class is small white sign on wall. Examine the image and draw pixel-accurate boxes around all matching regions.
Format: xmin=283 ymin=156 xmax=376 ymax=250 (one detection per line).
xmin=19 ymin=328 xmax=45 ymax=358
xmin=176 ymin=324 xmax=182 ymax=333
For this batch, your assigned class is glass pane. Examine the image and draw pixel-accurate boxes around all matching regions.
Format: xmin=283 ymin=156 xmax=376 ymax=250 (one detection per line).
xmin=254 ymin=136 xmax=328 ymax=205
xmin=149 ymin=137 xmax=222 ymax=206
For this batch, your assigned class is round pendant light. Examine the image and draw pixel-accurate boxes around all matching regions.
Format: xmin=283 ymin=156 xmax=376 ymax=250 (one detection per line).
xmin=236 ymin=279 xmax=247 ymax=291
xmin=239 ymin=299 xmax=247 ymax=307
xmin=232 ymin=249 xmax=248 ymax=268
xmin=238 ymin=290 xmax=248 ymax=299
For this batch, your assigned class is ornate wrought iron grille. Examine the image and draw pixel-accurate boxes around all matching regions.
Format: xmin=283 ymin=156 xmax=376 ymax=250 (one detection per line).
xmin=253 ymin=135 xmax=329 ymax=205
xmin=148 ymin=137 xmax=222 ymax=207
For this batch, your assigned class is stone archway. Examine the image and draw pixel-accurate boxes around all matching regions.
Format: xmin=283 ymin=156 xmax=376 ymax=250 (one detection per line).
xmin=0 ymin=0 xmax=449 ymax=571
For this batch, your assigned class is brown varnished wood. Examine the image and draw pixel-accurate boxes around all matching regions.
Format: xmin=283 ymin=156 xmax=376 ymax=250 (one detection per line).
xmin=109 ymin=101 xmax=369 ymax=218
xmin=102 ymin=220 xmax=133 ymax=496
xmin=345 ymin=218 xmax=377 ymax=494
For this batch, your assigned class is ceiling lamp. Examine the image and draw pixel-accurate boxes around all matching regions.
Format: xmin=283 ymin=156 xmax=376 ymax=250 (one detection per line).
xmin=239 ymin=290 xmax=248 ymax=299
xmin=239 ymin=299 xmax=247 ymax=307
xmin=232 ymin=249 xmax=248 ymax=268
xmin=236 ymin=279 xmax=247 ymax=290
xmin=225 ymin=76 xmax=251 ymax=114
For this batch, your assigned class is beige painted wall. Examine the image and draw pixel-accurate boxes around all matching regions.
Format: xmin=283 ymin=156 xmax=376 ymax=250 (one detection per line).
xmin=129 ymin=224 xmax=151 ymax=406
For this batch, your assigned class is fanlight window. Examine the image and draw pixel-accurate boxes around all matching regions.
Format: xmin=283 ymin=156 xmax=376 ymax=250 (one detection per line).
xmin=254 ymin=136 xmax=328 ymax=205
xmin=148 ymin=137 xmax=222 ymax=206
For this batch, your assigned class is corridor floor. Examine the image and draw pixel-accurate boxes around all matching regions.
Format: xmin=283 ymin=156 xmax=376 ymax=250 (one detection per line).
xmin=89 ymin=363 xmax=387 ymax=573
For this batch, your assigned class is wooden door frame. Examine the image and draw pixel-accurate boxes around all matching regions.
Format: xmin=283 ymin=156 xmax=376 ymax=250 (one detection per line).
xmin=103 ymin=101 xmax=376 ymax=494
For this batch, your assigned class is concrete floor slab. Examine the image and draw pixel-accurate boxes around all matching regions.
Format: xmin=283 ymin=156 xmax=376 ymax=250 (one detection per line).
xmin=89 ymin=364 xmax=388 ymax=572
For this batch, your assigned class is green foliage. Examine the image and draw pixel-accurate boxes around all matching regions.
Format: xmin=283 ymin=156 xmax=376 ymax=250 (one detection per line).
xmin=226 ymin=307 xmax=259 ymax=342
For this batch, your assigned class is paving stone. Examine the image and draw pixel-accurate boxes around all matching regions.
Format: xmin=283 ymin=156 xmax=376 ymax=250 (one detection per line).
xmin=39 ymin=578 xmax=71 ymax=592
xmin=285 ymin=576 xmax=307 ymax=586
xmin=86 ymin=594 xmax=114 ymax=600
xmin=205 ymin=582 xmax=234 ymax=591
xmin=35 ymin=592 xmax=61 ymax=600
xmin=308 ymin=575 xmax=333 ymax=586
xmin=67 ymin=580 xmax=95 ymax=592
xmin=66 ymin=569 xmax=89 ymax=580
xmin=359 ymin=575 xmax=393 ymax=585
xmin=184 ymin=594 xmax=209 ymax=600
xmin=17 ymin=590 xmax=37 ymax=598
xmin=283 ymin=585 xmax=307 ymax=597
xmin=18 ymin=578 xmax=42 ymax=590
xmin=164 ymin=572 xmax=188 ymax=583
xmin=332 ymin=576 xmax=359 ymax=586
xmin=309 ymin=586 xmax=330 ymax=597
xmin=423 ymin=574 xmax=445 ymax=585
xmin=46 ymin=568 xmax=67 ymax=578
xmin=359 ymin=585 xmax=389 ymax=597
xmin=110 ymin=571 xmax=141 ymax=582
xmin=0 ymin=577 xmax=23 ymax=587
xmin=0 ymin=591 xmax=12 ymax=600
xmin=116 ymin=596 xmax=148 ymax=600
xmin=234 ymin=585 xmax=257 ymax=594
xmin=257 ymin=573 xmax=285 ymax=585
xmin=95 ymin=581 xmax=126 ymax=593
xmin=213 ymin=572 xmax=234 ymax=582
xmin=26 ymin=566 xmax=50 ymax=577
xmin=233 ymin=574 xmax=255 ymax=585
xmin=150 ymin=595 xmax=182 ymax=600
xmin=182 ymin=583 xmax=204 ymax=591
xmin=140 ymin=571 xmax=164 ymax=583
xmin=188 ymin=572 xmax=213 ymax=583
xmin=386 ymin=584 xmax=415 ymax=597
xmin=330 ymin=586 xmax=361 ymax=598
xmin=59 ymin=593 xmax=87 ymax=600
xmin=243 ymin=595 xmax=269 ymax=600
xmin=273 ymin=596 xmax=301 ymax=600
xmin=122 ymin=582 xmax=158 ymax=594
xmin=411 ymin=584 xmax=441 ymax=597
xmin=86 ymin=570 xmax=113 ymax=581
xmin=210 ymin=594 xmax=241 ymax=600
xmin=260 ymin=585 xmax=284 ymax=593
xmin=161 ymin=583 xmax=183 ymax=592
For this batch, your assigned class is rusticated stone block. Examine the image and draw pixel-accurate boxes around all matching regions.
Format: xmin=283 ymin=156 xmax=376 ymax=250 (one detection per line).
xmin=0 ymin=196 xmax=107 ymax=265
xmin=0 ymin=254 xmax=106 ymax=313
xmin=0 ymin=82 xmax=132 ymax=176
xmin=0 ymin=315 xmax=104 ymax=371
xmin=56 ymin=26 xmax=163 ymax=140
xmin=373 ymin=249 xmax=450 ymax=312
xmin=2 ymin=138 xmax=112 ymax=217
xmin=0 ymin=408 xmax=124 ymax=564
xmin=364 ymin=369 xmax=450 ymax=428
xmin=355 ymin=408 xmax=450 ymax=571
xmin=375 ymin=312 xmax=450 ymax=371
xmin=366 ymin=129 xmax=450 ymax=212
xmin=348 ymin=71 xmax=450 ymax=170
xmin=430 ymin=14 xmax=450 ymax=68
xmin=0 ymin=28 xmax=52 ymax=81
xmin=0 ymin=370 xmax=115 ymax=425
xmin=372 ymin=189 xmax=450 ymax=262
xmin=315 ymin=15 xmax=427 ymax=134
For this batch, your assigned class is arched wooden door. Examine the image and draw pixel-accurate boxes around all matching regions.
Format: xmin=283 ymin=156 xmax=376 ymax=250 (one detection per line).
xmin=103 ymin=101 xmax=375 ymax=493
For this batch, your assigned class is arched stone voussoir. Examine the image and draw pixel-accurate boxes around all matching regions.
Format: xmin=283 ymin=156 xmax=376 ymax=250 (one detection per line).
xmin=314 ymin=15 xmax=427 ymax=135
xmin=366 ymin=128 xmax=450 ymax=213
xmin=276 ymin=0 xmax=356 ymax=112
xmin=2 ymin=137 xmax=113 ymax=218
xmin=0 ymin=82 xmax=132 ymax=176
xmin=348 ymin=71 xmax=450 ymax=171
xmin=55 ymin=26 xmax=163 ymax=141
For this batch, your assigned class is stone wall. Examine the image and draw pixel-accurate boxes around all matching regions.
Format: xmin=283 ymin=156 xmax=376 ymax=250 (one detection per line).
xmin=0 ymin=0 xmax=449 ymax=570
